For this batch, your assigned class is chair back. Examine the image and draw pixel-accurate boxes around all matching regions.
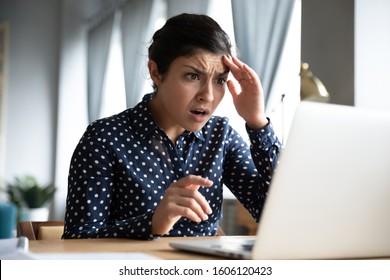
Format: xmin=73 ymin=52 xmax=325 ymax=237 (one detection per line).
xmin=18 ymin=220 xmax=223 ymax=239
xmin=17 ymin=221 xmax=64 ymax=240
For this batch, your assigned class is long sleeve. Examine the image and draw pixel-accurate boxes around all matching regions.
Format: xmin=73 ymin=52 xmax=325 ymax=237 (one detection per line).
xmin=63 ymin=122 xmax=155 ymax=239
xmin=223 ymin=120 xmax=281 ymax=222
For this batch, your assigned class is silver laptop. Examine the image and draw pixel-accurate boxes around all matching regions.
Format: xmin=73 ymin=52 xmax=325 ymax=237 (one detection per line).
xmin=170 ymin=101 xmax=390 ymax=259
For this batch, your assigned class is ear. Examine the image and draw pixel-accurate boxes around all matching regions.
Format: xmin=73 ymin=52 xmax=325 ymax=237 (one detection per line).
xmin=148 ymin=60 xmax=162 ymax=87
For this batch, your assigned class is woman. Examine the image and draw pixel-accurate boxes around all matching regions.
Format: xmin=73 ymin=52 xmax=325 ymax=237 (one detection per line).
xmin=63 ymin=13 xmax=281 ymax=239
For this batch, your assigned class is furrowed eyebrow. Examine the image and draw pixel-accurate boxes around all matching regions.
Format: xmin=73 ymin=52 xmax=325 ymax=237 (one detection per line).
xmin=218 ymin=69 xmax=230 ymax=77
xmin=183 ymin=65 xmax=206 ymax=74
xmin=183 ymin=65 xmax=230 ymax=77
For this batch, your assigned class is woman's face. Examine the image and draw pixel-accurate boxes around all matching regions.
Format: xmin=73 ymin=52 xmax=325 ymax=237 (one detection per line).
xmin=150 ymin=51 xmax=229 ymax=138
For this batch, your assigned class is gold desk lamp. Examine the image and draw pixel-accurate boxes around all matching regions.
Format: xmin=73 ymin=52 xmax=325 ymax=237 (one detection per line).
xmin=300 ymin=62 xmax=330 ymax=102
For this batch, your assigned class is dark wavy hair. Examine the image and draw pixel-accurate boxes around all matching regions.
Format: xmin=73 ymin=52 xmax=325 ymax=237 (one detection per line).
xmin=148 ymin=13 xmax=232 ymax=79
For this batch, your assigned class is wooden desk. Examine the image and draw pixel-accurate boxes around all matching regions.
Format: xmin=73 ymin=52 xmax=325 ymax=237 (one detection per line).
xmin=29 ymin=236 xmax=228 ymax=260
xmin=29 ymin=236 xmax=390 ymax=260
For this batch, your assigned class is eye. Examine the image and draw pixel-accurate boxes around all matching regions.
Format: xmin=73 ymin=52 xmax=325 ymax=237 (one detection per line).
xmin=215 ymin=77 xmax=227 ymax=85
xmin=186 ymin=73 xmax=200 ymax=80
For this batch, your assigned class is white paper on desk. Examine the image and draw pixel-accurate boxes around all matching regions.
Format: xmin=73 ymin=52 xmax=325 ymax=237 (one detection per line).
xmin=28 ymin=252 xmax=160 ymax=260
xmin=0 ymin=237 xmax=33 ymax=260
xmin=1 ymin=237 xmax=159 ymax=260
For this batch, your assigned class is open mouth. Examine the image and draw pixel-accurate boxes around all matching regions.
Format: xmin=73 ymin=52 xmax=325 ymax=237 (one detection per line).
xmin=191 ymin=109 xmax=207 ymax=116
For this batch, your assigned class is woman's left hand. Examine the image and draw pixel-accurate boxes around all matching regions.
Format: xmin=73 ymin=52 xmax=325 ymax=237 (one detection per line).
xmin=223 ymin=55 xmax=269 ymax=129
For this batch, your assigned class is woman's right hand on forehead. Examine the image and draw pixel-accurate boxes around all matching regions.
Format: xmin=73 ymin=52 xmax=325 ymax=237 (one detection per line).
xmin=223 ymin=55 xmax=269 ymax=129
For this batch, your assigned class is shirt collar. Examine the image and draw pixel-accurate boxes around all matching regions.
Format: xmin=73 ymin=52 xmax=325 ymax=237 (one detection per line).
xmin=128 ymin=93 xmax=205 ymax=142
xmin=193 ymin=130 xmax=205 ymax=141
xmin=127 ymin=93 xmax=158 ymax=139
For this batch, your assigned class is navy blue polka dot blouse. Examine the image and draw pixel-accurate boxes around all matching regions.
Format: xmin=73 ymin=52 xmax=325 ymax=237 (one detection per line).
xmin=63 ymin=93 xmax=281 ymax=239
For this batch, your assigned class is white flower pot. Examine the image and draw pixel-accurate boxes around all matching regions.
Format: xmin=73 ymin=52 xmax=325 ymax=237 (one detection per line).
xmin=20 ymin=207 xmax=50 ymax=221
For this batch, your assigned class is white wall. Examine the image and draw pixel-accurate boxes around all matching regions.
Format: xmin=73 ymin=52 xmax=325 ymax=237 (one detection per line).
xmin=0 ymin=0 xmax=60 ymax=188
xmin=355 ymin=0 xmax=390 ymax=111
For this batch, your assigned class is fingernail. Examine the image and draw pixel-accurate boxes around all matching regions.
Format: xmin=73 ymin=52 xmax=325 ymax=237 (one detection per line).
xmin=203 ymin=214 xmax=209 ymax=220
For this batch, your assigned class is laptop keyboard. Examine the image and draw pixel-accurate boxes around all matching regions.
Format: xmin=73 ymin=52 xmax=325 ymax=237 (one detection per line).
xmin=241 ymin=243 xmax=254 ymax=251
xmin=211 ymin=240 xmax=254 ymax=252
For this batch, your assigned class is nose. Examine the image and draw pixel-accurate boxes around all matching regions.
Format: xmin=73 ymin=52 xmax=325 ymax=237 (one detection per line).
xmin=197 ymin=81 xmax=214 ymax=103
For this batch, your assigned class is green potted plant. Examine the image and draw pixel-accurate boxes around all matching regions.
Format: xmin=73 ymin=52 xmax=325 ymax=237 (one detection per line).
xmin=5 ymin=175 xmax=56 ymax=221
